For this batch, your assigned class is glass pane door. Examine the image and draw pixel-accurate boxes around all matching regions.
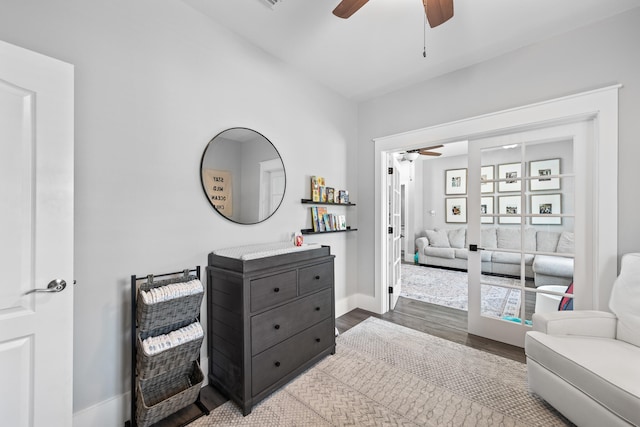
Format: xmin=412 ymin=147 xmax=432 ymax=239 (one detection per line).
xmin=468 ymin=124 xmax=579 ymax=347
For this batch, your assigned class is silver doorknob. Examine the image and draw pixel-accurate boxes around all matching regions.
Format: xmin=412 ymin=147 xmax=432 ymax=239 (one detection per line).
xmin=25 ymin=279 xmax=67 ymax=295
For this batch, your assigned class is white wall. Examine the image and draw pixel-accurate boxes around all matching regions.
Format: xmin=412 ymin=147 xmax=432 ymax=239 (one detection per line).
xmin=357 ymin=9 xmax=640 ymax=298
xmin=0 ymin=0 xmax=357 ymax=422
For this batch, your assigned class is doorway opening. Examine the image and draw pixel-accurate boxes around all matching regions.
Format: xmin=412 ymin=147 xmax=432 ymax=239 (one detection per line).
xmin=374 ymin=86 xmax=619 ymax=347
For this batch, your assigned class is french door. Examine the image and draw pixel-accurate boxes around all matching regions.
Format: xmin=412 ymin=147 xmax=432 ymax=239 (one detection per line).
xmin=467 ymin=121 xmax=589 ymax=347
xmin=388 ymin=155 xmax=402 ymax=310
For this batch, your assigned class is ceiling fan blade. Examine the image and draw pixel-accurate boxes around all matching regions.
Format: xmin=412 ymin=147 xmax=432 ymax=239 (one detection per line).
xmin=423 ymin=0 xmax=454 ymax=28
xmin=333 ymin=0 xmax=370 ymax=19
xmin=419 ymin=144 xmax=444 ymax=151
xmin=419 ymin=150 xmax=442 ymax=157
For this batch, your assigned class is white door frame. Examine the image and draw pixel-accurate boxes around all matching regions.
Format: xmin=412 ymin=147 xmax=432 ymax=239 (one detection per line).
xmin=374 ymin=85 xmax=619 ymax=315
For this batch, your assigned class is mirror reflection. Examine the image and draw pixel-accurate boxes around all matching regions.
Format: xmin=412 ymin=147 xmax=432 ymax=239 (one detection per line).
xmin=200 ymin=127 xmax=286 ymax=224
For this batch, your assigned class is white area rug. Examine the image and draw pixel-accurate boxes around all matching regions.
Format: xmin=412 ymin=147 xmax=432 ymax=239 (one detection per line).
xmin=400 ymin=264 xmax=522 ymax=318
xmin=192 ymin=317 xmax=570 ymax=426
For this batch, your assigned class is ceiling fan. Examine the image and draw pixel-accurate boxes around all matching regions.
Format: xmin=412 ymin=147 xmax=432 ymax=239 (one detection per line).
xmin=401 ymin=145 xmax=444 ymax=161
xmin=333 ymin=0 xmax=454 ymax=28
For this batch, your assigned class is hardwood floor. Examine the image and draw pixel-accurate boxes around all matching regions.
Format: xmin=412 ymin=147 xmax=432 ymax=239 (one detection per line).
xmin=338 ymin=297 xmax=526 ymax=363
xmin=156 ymin=297 xmax=525 ymax=426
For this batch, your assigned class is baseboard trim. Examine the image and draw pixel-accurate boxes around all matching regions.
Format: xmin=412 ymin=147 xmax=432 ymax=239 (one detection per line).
xmin=73 ymin=391 xmax=128 ymax=427
xmin=73 ymin=356 xmax=209 ymax=427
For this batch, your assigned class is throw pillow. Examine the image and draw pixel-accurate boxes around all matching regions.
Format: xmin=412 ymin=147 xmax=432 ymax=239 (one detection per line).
xmin=556 ymin=232 xmax=574 ymax=254
xmin=481 ymin=228 xmax=497 ymax=249
xmin=447 ymin=228 xmax=466 ymax=249
xmin=425 ymin=229 xmax=450 ymax=248
xmin=558 ymin=283 xmax=574 ymax=311
xmin=609 ymin=253 xmax=640 ymax=347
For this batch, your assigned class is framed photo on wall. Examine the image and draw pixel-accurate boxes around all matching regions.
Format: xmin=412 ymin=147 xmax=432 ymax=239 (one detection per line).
xmin=498 ymin=195 xmax=521 ymax=224
xmin=530 ymin=158 xmax=561 ymax=191
xmin=481 ymin=165 xmax=494 ymax=193
xmin=480 ymin=196 xmax=494 ymax=224
xmin=445 ymin=168 xmax=467 ymax=195
xmin=445 ymin=197 xmax=467 ymax=223
xmin=531 ymin=193 xmax=562 ymax=225
xmin=498 ymin=162 xmax=522 ymax=192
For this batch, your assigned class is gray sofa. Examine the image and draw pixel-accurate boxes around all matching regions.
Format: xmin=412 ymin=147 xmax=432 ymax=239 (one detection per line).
xmin=415 ymin=227 xmax=574 ymax=287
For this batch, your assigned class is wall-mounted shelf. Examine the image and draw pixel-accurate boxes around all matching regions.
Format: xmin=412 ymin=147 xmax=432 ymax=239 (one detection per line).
xmin=301 ymin=228 xmax=357 ymax=235
xmin=301 ymin=199 xmax=356 ymax=206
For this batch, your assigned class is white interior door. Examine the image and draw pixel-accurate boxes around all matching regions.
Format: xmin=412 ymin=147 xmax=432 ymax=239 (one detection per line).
xmin=259 ymin=158 xmax=285 ymax=221
xmin=467 ymin=121 xmax=589 ymax=347
xmin=388 ymin=156 xmax=402 ymax=310
xmin=0 ymin=40 xmax=74 ymax=426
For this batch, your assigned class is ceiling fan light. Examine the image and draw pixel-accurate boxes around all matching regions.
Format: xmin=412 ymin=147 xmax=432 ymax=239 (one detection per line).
xmin=405 ymin=152 xmax=421 ymax=162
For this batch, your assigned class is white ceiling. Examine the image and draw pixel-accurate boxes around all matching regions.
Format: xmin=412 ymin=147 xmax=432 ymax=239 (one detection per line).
xmin=182 ymin=0 xmax=640 ymax=102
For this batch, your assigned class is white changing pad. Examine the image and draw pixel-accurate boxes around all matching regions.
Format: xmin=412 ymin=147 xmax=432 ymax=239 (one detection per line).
xmin=212 ymin=242 xmax=323 ymax=260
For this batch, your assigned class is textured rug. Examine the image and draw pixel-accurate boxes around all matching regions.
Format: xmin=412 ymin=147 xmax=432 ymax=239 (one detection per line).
xmin=400 ymin=264 xmax=522 ymax=318
xmin=192 ymin=317 xmax=570 ymax=426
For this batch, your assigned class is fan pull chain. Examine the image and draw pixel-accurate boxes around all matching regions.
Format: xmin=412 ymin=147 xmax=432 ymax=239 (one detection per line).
xmin=423 ymin=9 xmax=427 ymax=57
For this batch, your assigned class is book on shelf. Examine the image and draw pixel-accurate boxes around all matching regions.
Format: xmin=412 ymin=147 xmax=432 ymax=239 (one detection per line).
xmin=338 ymin=190 xmax=349 ymax=204
xmin=338 ymin=215 xmax=346 ymax=230
xmin=310 ymin=207 xmax=320 ymax=232
xmin=311 ymin=176 xmax=320 ymax=202
xmin=319 ymin=186 xmax=327 ymax=203
xmin=323 ymin=213 xmax=331 ymax=231
xmin=326 ymin=187 xmax=335 ymax=204
xmin=317 ymin=207 xmax=327 ymax=232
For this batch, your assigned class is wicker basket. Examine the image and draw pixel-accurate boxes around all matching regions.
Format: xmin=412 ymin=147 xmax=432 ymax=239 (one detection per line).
xmin=136 ymin=322 xmax=204 ymax=379
xmin=136 ymin=361 xmax=204 ymax=427
xmin=136 ymin=275 xmax=204 ymax=331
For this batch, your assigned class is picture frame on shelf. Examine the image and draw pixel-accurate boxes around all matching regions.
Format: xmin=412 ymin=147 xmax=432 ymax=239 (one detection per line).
xmin=445 ymin=168 xmax=467 ymax=195
xmin=481 ymin=165 xmax=495 ymax=193
xmin=498 ymin=162 xmax=522 ymax=193
xmin=531 ymin=193 xmax=562 ymax=225
xmin=498 ymin=195 xmax=521 ymax=224
xmin=529 ymin=158 xmax=561 ymax=191
xmin=480 ymin=196 xmax=494 ymax=224
xmin=445 ymin=197 xmax=467 ymax=223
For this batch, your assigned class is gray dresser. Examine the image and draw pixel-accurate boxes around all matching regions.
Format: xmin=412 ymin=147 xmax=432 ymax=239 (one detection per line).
xmin=207 ymin=245 xmax=335 ymax=415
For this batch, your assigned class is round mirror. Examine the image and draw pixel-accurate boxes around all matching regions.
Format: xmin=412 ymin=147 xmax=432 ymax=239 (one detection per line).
xmin=200 ymin=127 xmax=286 ymax=224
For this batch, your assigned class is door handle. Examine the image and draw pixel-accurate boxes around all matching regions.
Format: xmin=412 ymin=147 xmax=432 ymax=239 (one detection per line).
xmin=469 ymin=244 xmax=485 ymax=252
xmin=25 ymin=279 xmax=67 ymax=295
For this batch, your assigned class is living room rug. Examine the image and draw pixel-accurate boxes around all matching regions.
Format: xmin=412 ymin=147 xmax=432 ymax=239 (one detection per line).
xmin=192 ymin=317 xmax=570 ymax=426
xmin=400 ymin=264 xmax=523 ymax=318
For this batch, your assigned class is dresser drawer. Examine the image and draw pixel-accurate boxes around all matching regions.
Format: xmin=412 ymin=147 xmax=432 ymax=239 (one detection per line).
xmin=251 ymin=317 xmax=334 ymax=396
xmin=299 ymin=261 xmax=334 ymax=295
xmin=251 ymin=288 xmax=332 ymax=355
xmin=250 ymin=270 xmax=297 ymax=312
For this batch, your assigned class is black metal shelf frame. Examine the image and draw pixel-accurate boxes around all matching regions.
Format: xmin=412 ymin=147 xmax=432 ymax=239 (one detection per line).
xmin=126 ymin=266 xmax=210 ymax=427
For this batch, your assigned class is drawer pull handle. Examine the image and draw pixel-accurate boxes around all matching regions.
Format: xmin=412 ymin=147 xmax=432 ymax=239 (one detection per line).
xmin=315 ymin=307 xmax=321 ymax=311
xmin=274 ymin=324 xmax=280 ymax=330
xmin=274 ymin=361 xmax=281 ymax=367
xmin=274 ymin=287 xmax=280 ymax=293
xmin=314 ymin=275 xmax=320 ymax=280
xmin=315 ymin=338 xmax=321 ymax=343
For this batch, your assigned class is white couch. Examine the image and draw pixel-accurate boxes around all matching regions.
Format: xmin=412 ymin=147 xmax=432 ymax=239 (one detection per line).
xmin=415 ymin=227 xmax=574 ymax=287
xmin=525 ymin=253 xmax=640 ymax=426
